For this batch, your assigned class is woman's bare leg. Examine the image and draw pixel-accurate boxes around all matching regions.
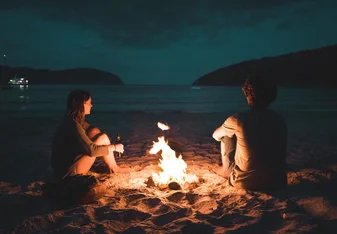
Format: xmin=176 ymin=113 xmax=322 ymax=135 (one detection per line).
xmin=72 ymin=155 xmax=96 ymax=175
xmin=70 ymin=127 xmax=101 ymax=175
xmin=87 ymin=127 xmax=130 ymax=173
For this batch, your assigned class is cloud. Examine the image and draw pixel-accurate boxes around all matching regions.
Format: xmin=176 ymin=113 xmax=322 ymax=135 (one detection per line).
xmin=1 ymin=0 xmax=337 ymax=85
xmin=2 ymin=40 xmax=25 ymax=51
xmin=0 ymin=0 xmax=330 ymax=48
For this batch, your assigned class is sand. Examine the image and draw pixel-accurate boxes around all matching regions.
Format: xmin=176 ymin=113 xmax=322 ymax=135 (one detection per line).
xmin=1 ymin=110 xmax=337 ymax=233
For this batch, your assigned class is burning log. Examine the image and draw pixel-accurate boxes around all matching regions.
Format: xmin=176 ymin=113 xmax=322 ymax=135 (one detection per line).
xmin=145 ymin=177 xmax=156 ymax=188
xmin=168 ymin=181 xmax=182 ymax=190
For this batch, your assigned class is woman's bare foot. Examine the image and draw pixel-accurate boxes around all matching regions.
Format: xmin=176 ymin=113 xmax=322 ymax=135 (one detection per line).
xmin=213 ymin=165 xmax=229 ymax=179
xmin=109 ymin=165 xmax=143 ymax=174
xmin=109 ymin=166 xmax=131 ymax=174
xmin=131 ymin=165 xmax=142 ymax=172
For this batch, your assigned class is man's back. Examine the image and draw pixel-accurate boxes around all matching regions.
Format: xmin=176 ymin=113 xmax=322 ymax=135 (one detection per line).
xmin=228 ymin=109 xmax=287 ymax=190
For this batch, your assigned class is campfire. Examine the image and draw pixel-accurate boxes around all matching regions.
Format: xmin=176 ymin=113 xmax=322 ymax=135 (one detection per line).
xmin=148 ymin=122 xmax=198 ymax=189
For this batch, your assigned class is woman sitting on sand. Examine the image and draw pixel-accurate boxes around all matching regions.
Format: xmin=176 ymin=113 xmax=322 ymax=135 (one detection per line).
xmin=212 ymin=75 xmax=287 ymax=191
xmin=51 ymin=89 xmax=131 ymax=180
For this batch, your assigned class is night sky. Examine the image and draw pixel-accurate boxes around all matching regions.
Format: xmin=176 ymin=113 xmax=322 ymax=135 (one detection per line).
xmin=1 ymin=0 xmax=337 ymax=85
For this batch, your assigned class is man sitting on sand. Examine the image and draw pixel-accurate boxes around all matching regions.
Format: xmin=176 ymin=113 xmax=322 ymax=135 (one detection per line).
xmin=212 ymin=75 xmax=287 ymax=191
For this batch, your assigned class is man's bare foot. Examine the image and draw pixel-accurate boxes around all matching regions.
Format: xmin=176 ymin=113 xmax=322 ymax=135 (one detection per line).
xmin=213 ymin=165 xmax=229 ymax=179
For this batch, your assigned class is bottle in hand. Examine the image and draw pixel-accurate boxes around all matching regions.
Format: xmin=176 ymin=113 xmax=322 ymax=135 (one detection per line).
xmin=115 ymin=132 xmax=122 ymax=157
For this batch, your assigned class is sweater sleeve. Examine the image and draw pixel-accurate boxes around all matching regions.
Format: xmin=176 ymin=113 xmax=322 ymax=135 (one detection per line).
xmin=221 ymin=115 xmax=237 ymax=138
xmin=213 ymin=114 xmax=237 ymax=141
xmin=83 ymin=121 xmax=92 ymax=131
xmin=73 ymin=120 xmax=109 ymax=157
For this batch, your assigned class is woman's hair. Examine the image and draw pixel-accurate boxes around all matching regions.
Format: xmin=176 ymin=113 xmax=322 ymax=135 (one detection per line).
xmin=66 ymin=89 xmax=91 ymax=124
xmin=242 ymin=74 xmax=278 ymax=109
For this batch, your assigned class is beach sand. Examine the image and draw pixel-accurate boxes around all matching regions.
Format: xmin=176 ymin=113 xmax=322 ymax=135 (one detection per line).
xmin=1 ymin=110 xmax=337 ymax=233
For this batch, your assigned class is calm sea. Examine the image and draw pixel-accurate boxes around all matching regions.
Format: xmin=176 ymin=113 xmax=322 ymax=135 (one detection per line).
xmin=1 ymin=85 xmax=337 ymax=114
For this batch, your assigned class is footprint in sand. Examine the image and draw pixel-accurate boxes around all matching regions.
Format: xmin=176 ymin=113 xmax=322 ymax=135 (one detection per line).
xmin=192 ymin=196 xmax=218 ymax=214
xmin=122 ymin=226 xmax=147 ymax=234
xmin=129 ymin=197 xmax=162 ymax=213
xmin=152 ymin=208 xmax=190 ymax=226
xmin=207 ymin=213 xmax=255 ymax=227
xmin=122 ymin=193 xmax=147 ymax=205
xmin=166 ymin=192 xmax=185 ymax=203
xmin=180 ymin=221 xmax=215 ymax=234
xmin=151 ymin=202 xmax=172 ymax=215
xmin=94 ymin=207 xmax=151 ymax=222
xmin=185 ymin=192 xmax=201 ymax=205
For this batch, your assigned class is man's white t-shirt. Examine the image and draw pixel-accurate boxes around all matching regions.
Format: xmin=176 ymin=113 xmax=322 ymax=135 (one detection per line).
xmin=222 ymin=109 xmax=287 ymax=190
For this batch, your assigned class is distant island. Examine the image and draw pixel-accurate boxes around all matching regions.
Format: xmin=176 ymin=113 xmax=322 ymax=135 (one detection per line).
xmin=193 ymin=44 xmax=337 ymax=87
xmin=0 ymin=67 xmax=124 ymax=85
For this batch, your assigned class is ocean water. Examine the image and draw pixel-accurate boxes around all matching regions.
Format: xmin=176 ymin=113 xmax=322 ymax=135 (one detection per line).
xmin=1 ymin=85 xmax=337 ymax=114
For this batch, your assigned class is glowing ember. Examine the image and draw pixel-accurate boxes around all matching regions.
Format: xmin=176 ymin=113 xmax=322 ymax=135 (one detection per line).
xmin=157 ymin=122 xmax=170 ymax=130
xmin=150 ymin=122 xmax=198 ymax=186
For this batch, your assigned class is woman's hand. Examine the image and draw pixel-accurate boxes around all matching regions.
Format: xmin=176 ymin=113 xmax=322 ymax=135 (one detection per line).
xmin=114 ymin=143 xmax=124 ymax=153
xmin=109 ymin=143 xmax=124 ymax=154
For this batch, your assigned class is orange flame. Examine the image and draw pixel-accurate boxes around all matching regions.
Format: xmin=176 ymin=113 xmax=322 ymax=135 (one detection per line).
xmin=150 ymin=122 xmax=198 ymax=185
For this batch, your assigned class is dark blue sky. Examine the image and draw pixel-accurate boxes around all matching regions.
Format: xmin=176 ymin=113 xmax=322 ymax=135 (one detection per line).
xmin=1 ymin=0 xmax=337 ymax=84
